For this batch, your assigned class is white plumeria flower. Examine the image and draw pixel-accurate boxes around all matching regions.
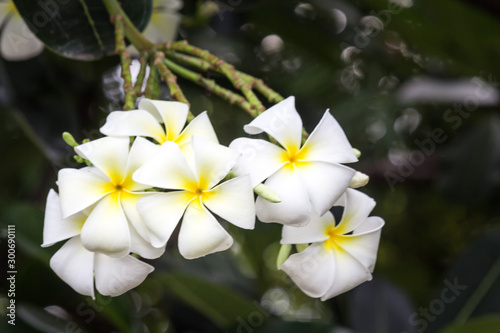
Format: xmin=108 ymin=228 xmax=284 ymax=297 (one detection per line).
xmin=133 ymin=136 xmax=256 ymax=259
xmin=42 ymin=189 xmax=154 ymax=299
xmin=127 ymin=0 xmax=182 ymax=56
xmin=279 ymin=189 xmax=384 ymax=300
xmin=230 ymin=96 xmax=357 ymax=226
xmin=0 ymin=1 xmax=44 ymax=60
xmin=144 ymin=0 xmax=182 ymax=43
xmin=57 ymin=136 xmax=164 ymax=258
xmin=100 ymin=99 xmax=218 ymax=154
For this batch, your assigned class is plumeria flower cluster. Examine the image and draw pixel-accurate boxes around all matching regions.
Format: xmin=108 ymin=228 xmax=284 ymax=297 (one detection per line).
xmin=42 ymin=96 xmax=383 ymax=301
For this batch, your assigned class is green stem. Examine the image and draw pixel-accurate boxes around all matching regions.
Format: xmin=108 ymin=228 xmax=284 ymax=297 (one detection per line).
xmin=168 ymin=41 xmax=265 ymax=113
xmin=102 ymin=0 xmax=154 ymax=51
xmin=133 ymin=57 xmax=148 ymax=96
xmin=154 ymin=52 xmax=193 ymax=120
xmin=144 ymin=58 xmax=160 ymax=100
xmin=164 ymin=57 xmax=255 ymax=117
xmin=113 ymin=15 xmax=135 ymax=110
xmin=164 ymin=50 xmax=212 ymax=72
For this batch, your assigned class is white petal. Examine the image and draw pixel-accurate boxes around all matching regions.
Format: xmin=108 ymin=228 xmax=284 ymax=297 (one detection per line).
xmin=75 ymin=137 xmax=130 ymax=184
xmin=139 ymin=99 xmax=188 ymax=141
xmin=255 ymin=167 xmax=311 ymax=226
xmin=178 ymin=200 xmax=233 ymax=259
xmin=192 ymin=136 xmax=240 ymax=189
xmin=143 ymin=11 xmax=180 ymax=43
xmin=298 ymin=161 xmax=355 ymax=216
xmin=124 ymin=137 xmax=160 ymax=191
xmin=244 ymin=96 xmax=302 ymax=153
xmin=94 ymin=253 xmax=154 ymax=297
xmin=1 ymin=15 xmax=44 ymax=61
xmin=339 ymin=216 xmax=384 ymax=271
xmin=301 ymin=110 xmax=358 ymax=164
xmin=280 ymin=243 xmax=335 ymax=298
xmin=0 ymin=4 xmax=12 ymax=20
xmin=137 ymin=191 xmax=194 ymax=248
xmin=133 ymin=141 xmax=197 ymax=190
xmin=129 ymin=222 xmax=166 ymax=259
xmin=177 ymin=111 xmax=219 ymax=146
xmin=100 ymin=110 xmax=165 ymax=144
xmin=320 ymin=247 xmax=373 ymax=300
xmin=58 ymin=168 xmax=113 ymax=218
xmin=229 ymin=138 xmax=287 ymax=186
xmin=335 ymin=188 xmax=376 ymax=235
xmin=50 ymin=237 xmax=95 ymax=299
xmin=281 ymin=211 xmax=332 ymax=245
xmin=203 ymin=175 xmax=255 ymax=230
xmin=42 ymin=189 xmax=85 ymax=247
xmin=80 ymin=193 xmax=130 ymax=258
xmin=120 ymin=192 xmax=153 ymax=244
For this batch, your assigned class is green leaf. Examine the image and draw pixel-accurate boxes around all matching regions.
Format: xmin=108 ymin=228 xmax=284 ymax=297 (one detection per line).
xmin=0 ymin=203 xmax=50 ymax=264
xmin=17 ymin=304 xmax=91 ymax=333
xmin=440 ymin=315 xmax=500 ymax=333
xmin=155 ymin=272 xmax=264 ymax=329
xmin=425 ymin=227 xmax=500 ymax=333
xmin=12 ymin=0 xmax=152 ymax=60
xmin=220 ymin=318 xmax=340 ymax=333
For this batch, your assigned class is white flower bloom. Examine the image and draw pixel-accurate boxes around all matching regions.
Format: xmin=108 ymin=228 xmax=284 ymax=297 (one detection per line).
xmin=144 ymin=0 xmax=182 ymax=43
xmin=0 ymin=1 xmax=44 ymax=60
xmin=133 ymin=136 xmax=255 ymax=259
xmin=127 ymin=0 xmax=182 ymax=56
xmin=230 ymin=96 xmax=357 ymax=226
xmin=279 ymin=189 xmax=384 ymax=300
xmin=57 ymin=136 xmax=165 ymax=258
xmin=100 ymin=99 xmax=218 ymax=153
xmin=42 ymin=189 xmax=154 ymax=299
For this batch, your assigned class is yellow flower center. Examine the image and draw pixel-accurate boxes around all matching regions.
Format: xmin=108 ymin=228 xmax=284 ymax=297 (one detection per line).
xmin=194 ymin=187 xmax=203 ymax=196
xmin=281 ymin=146 xmax=308 ymax=170
xmin=324 ymin=226 xmax=341 ymax=251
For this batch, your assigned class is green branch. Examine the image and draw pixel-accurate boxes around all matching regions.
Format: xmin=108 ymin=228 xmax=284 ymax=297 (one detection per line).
xmin=133 ymin=57 xmax=148 ymax=96
xmin=113 ymin=14 xmax=135 ymax=110
xmin=144 ymin=58 xmax=160 ymax=100
xmin=154 ymin=52 xmax=193 ymax=121
xmin=164 ymin=57 xmax=256 ymax=117
xmin=167 ymin=41 xmax=265 ymax=113
xmin=102 ymin=0 xmax=154 ymax=51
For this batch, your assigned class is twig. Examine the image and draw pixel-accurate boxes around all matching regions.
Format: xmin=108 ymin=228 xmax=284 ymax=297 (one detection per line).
xmin=145 ymin=58 xmax=160 ymax=100
xmin=167 ymin=41 xmax=265 ymax=113
xmin=164 ymin=57 xmax=255 ymax=117
xmin=113 ymin=14 xmax=135 ymax=110
xmin=133 ymin=57 xmax=148 ymax=97
xmin=154 ymin=52 xmax=193 ymax=121
xmin=164 ymin=50 xmax=213 ymax=72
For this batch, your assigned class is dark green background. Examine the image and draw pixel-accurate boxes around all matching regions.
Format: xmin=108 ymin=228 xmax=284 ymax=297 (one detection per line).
xmin=1 ymin=0 xmax=500 ymax=332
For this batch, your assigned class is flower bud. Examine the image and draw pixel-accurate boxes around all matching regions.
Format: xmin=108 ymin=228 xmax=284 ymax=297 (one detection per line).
xmin=349 ymin=171 xmax=369 ymax=188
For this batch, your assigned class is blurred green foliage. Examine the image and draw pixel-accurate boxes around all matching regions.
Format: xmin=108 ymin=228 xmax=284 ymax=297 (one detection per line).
xmin=1 ymin=0 xmax=500 ymax=332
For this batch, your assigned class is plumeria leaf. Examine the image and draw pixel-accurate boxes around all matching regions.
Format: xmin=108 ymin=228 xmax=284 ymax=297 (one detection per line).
xmin=424 ymin=227 xmax=500 ymax=333
xmin=440 ymin=315 xmax=500 ymax=333
xmin=348 ymin=278 xmax=417 ymax=333
xmin=16 ymin=304 xmax=91 ymax=333
xmin=12 ymin=0 xmax=152 ymax=60
xmin=155 ymin=272 xmax=264 ymax=329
